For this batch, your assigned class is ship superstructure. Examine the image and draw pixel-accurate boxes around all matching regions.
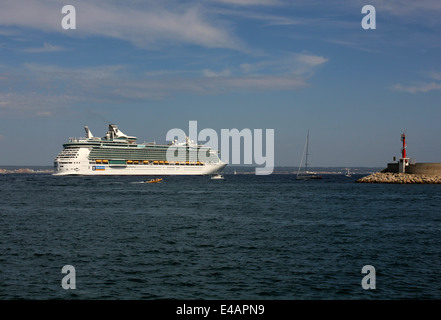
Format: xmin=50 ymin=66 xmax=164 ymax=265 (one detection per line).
xmin=54 ymin=124 xmax=226 ymax=175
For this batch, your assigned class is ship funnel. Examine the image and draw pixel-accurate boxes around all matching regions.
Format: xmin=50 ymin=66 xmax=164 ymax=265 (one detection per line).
xmin=107 ymin=124 xmax=137 ymax=141
xmin=84 ymin=126 xmax=94 ymax=139
xmin=108 ymin=124 xmax=128 ymax=138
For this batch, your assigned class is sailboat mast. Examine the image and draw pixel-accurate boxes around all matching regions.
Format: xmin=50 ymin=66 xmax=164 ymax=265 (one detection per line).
xmin=296 ymin=129 xmax=322 ymax=180
xmin=305 ymin=130 xmax=309 ymax=172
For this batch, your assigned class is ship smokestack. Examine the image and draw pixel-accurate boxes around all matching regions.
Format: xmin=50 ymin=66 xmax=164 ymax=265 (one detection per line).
xmin=84 ymin=126 xmax=93 ymax=139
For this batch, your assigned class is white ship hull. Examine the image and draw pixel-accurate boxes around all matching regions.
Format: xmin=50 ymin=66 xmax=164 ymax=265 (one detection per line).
xmin=54 ymin=162 xmax=227 ymax=176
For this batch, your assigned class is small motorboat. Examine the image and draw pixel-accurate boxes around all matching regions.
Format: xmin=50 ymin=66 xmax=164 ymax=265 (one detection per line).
xmin=146 ymin=178 xmax=163 ymax=183
xmin=210 ymin=174 xmax=224 ymax=180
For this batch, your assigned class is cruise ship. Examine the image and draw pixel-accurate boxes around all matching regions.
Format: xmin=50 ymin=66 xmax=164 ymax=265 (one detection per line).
xmin=54 ymin=124 xmax=227 ymax=176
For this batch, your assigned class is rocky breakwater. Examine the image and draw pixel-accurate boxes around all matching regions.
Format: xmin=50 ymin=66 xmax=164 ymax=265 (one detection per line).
xmin=356 ymin=172 xmax=441 ymax=184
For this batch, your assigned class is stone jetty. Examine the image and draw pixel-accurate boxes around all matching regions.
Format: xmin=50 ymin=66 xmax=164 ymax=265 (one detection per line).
xmin=356 ymin=172 xmax=441 ymax=184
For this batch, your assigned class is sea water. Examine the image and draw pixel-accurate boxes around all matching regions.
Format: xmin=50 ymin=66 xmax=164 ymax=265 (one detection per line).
xmin=1 ymin=173 xmax=440 ymax=299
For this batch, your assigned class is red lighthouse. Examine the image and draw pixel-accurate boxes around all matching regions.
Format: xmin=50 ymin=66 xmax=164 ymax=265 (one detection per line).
xmin=401 ymin=133 xmax=406 ymax=159
xmin=399 ymin=133 xmax=409 ymax=173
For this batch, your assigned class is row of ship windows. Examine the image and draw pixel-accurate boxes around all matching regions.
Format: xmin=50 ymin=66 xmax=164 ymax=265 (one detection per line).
xmin=57 ymin=162 xmax=81 ymax=165
xmin=91 ymin=160 xmax=206 ymax=165
xmin=89 ymin=150 xmax=210 ymax=156
xmin=58 ymin=161 xmax=210 ymax=165
xmin=89 ymin=155 xmax=209 ymax=160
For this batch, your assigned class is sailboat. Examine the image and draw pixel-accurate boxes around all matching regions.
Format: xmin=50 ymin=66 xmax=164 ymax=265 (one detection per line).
xmin=344 ymin=168 xmax=352 ymax=177
xmin=296 ymin=130 xmax=322 ymax=180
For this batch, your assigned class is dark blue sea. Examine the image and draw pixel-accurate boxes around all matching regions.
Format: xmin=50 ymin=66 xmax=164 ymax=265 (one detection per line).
xmin=1 ymin=173 xmax=441 ymax=300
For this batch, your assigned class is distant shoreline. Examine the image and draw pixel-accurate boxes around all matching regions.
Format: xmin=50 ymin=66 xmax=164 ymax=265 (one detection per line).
xmin=0 ymin=165 xmax=382 ymax=175
xmin=0 ymin=167 xmax=53 ymax=174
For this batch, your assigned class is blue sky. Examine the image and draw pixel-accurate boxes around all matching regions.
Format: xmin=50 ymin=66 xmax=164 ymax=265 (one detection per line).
xmin=1 ymin=0 xmax=440 ymax=167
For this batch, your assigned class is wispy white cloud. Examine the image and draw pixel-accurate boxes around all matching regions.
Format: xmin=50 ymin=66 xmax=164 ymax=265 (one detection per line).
xmin=366 ymin=0 xmax=441 ymax=17
xmin=324 ymin=38 xmax=384 ymax=53
xmin=0 ymin=92 xmax=73 ymax=117
xmin=0 ymin=63 xmax=133 ymax=117
xmin=0 ymin=0 xmax=246 ymax=51
xmin=392 ymin=70 xmax=441 ymax=94
xmin=203 ymin=68 xmax=232 ymax=77
xmin=0 ymin=0 xmax=331 ymax=117
xmin=293 ymin=0 xmax=441 ymax=19
xmin=212 ymin=0 xmax=283 ymax=6
xmin=23 ymin=63 xmax=125 ymax=81
xmin=293 ymin=53 xmax=327 ymax=67
xmin=214 ymin=7 xmax=301 ymax=26
xmin=238 ymin=53 xmax=328 ymax=76
xmin=346 ymin=0 xmax=441 ymax=29
xmin=0 ymin=28 xmax=21 ymax=36
xmin=392 ymin=82 xmax=441 ymax=94
xmin=429 ymin=71 xmax=441 ymax=81
xmin=22 ymin=43 xmax=65 ymax=53
xmin=211 ymin=75 xmax=307 ymax=91
xmin=0 ymin=51 xmax=328 ymax=117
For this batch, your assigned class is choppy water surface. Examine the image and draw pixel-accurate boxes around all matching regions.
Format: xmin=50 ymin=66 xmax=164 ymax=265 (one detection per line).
xmin=1 ymin=174 xmax=440 ymax=299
